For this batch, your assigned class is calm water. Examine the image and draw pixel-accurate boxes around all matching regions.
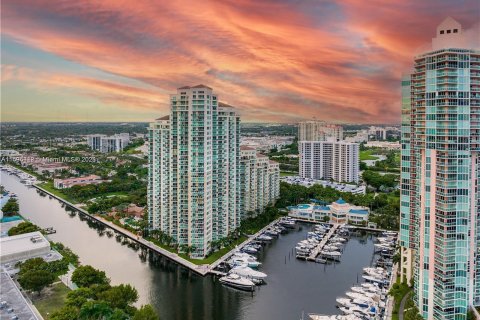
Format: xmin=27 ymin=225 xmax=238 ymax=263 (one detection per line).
xmin=1 ymin=172 xmax=376 ymax=320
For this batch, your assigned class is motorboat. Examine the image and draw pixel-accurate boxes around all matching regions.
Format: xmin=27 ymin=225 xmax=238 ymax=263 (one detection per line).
xmin=229 ymin=266 xmax=267 ymax=283
xmin=315 ymin=258 xmax=327 ymax=264
xmin=362 ymin=275 xmax=387 ymax=286
xmin=241 ymin=246 xmax=258 ymax=254
xmin=279 ymin=219 xmax=296 ymax=228
xmin=345 ymin=292 xmax=373 ymax=302
xmin=336 ymin=298 xmax=355 ymax=307
xmin=308 ymin=314 xmax=361 ymax=320
xmin=219 ymin=274 xmax=255 ymax=291
xmin=228 ymin=255 xmax=261 ymax=268
xmin=257 ymin=234 xmax=273 ymax=242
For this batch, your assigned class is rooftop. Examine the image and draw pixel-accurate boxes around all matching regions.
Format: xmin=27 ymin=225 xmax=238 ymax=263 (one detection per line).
xmin=0 ymin=272 xmax=39 ymax=320
xmin=156 ymin=115 xmax=170 ymax=121
xmin=178 ymin=84 xmax=212 ymax=90
xmin=0 ymin=231 xmax=49 ymax=257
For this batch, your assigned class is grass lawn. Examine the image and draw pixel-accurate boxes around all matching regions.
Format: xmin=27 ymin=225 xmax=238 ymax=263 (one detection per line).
xmin=360 ymin=150 xmax=379 ymax=161
xmin=181 ymin=235 xmax=248 ymax=265
xmin=147 ymin=235 xmax=249 ymax=265
xmin=280 ymin=171 xmax=297 ymax=177
xmin=88 ymin=192 xmax=129 ymax=202
xmin=33 ymin=282 xmax=70 ymax=319
xmin=37 ymin=182 xmax=78 ymax=204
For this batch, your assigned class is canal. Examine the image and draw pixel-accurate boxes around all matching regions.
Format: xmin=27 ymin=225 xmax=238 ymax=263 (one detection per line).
xmin=1 ymin=172 xmax=377 ymax=320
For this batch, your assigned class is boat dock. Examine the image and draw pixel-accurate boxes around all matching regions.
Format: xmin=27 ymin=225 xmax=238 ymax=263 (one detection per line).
xmin=31 ymin=181 xmax=283 ymax=277
xmin=209 ymin=218 xmax=283 ymax=273
xmin=307 ymin=224 xmax=339 ymax=261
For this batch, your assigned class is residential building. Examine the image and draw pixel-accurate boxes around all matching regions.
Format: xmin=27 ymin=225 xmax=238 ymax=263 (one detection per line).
xmin=239 ymin=147 xmax=280 ymax=219
xmin=300 ymin=141 xmax=359 ymax=183
xmin=148 ymin=85 xmax=240 ymax=258
xmin=147 ymin=116 xmax=170 ymax=232
xmin=368 ymin=126 xmax=387 ymax=140
xmin=299 ymin=120 xmax=343 ymax=142
xmin=288 ymin=198 xmax=369 ymax=224
xmin=53 ymin=175 xmax=104 ymax=189
xmin=87 ymin=133 xmax=130 ymax=153
xmin=399 ymin=17 xmax=480 ymax=320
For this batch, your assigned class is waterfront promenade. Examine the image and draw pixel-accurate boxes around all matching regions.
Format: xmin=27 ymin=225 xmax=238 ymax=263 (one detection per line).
xmin=32 ymin=183 xmax=280 ymax=276
xmin=33 ymin=183 xmax=213 ymax=275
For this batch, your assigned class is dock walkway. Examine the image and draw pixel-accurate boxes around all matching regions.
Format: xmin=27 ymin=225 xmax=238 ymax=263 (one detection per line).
xmin=307 ymin=224 xmax=339 ymax=261
xmin=209 ymin=219 xmax=282 ymax=272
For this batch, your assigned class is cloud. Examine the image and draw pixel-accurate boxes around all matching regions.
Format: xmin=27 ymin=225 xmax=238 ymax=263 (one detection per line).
xmin=1 ymin=0 xmax=479 ymax=123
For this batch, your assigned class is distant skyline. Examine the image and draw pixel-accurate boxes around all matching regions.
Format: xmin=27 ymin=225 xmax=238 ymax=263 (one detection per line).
xmin=1 ymin=0 xmax=479 ymax=124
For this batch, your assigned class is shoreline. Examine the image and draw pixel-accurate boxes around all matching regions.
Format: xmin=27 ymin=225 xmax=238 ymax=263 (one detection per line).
xmin=31 ymin=180 xmax=280 ymax=276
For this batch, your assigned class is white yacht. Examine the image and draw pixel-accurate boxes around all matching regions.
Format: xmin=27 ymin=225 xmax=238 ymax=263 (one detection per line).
xmin=229 ymin=266 xmax=267 ymax=283
xmin=219 ymin=274 xmax=255 ymax=291
xmin=228 ymin=257 xmax=261 ymax=269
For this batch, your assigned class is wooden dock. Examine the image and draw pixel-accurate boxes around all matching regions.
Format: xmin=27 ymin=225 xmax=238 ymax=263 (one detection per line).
xmin=307 ymin=224 xmax=339 ymax=261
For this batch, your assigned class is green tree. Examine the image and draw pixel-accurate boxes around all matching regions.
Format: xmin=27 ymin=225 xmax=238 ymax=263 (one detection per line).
xmin=110 ymin=308 xmax=130 ymax=320
xmin=72 ymin=265 xmax=110 ymax=288
xmin=8 ymin=221 xmax=40 ymax=236
xmin=133 ymin=305 xmax=159 ymax=320
xmin=2 ymin=198 xmax=19 ymax=216
xmin=78 ymin=301 xmax=113 ymax=319
xmin=18 ymin=270 xmax=55 ymax=294
xmin=97 ymin=284 xmax=138 ymax=310
xmin=66 ymin=287 xmax=94 ymax=308
xmin=50 ymin=305 xmax=79 ymax=320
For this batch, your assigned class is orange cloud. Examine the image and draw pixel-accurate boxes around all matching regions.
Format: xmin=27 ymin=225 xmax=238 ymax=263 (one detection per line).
xmin=2 ymin=0 xmax=479 ymax=123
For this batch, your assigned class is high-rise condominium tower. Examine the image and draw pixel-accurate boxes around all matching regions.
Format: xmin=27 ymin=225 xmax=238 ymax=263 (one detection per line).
xmin=400 ymin=17 xmax=480 ymax=319
xmin=148 ymin=85 xmax=240 ymax=258
xmin=299 ymin=141 xmax=359 ymax=183
xmin=148 ymin=85 xmax=280 ymax=259
xmin=298 ymin=120 xmax=344 ymax=142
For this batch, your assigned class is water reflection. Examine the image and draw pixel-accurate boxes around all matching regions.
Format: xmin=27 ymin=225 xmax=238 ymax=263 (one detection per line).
xmin=2 ymin=172 xmax=378 ymax=320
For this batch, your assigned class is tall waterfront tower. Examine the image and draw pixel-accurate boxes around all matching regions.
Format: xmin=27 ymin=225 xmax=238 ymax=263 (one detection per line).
xmin=400 ymin=17 xmax=480 ymax=319
xmin=148 ymin=85 xmax=241 ymax=258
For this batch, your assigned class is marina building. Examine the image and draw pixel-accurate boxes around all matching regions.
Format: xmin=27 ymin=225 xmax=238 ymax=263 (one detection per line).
xmin=399 ymin=17 xmax=480 ymax=319
xmin=288 ymin=198 xmax=369 ymax=224
xmin=299 ymin=141 xmax=359 ymax=183
xmin=298 ymin=120 xmax=344 ymax=142
xmin=148 ymin=85 xmax=278 ymax=258
xmin=87 ymin=133 xmax=130 ymax=153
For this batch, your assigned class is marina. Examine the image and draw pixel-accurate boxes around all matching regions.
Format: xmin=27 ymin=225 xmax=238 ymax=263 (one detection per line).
xmin=1 ymin=169 xmax=397 ymax=320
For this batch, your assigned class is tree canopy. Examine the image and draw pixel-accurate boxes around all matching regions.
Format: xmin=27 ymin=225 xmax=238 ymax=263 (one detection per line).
xmin=72 ymin=265 xmax=110 ymax=288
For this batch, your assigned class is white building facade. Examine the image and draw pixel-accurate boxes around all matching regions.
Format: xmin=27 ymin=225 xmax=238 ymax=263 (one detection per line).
xmin=87 ymin=133 xmax=130 ymax=153
xmin=298 ymin=121 xmax=344 ymax=142
xmin=300 ymin=141 xmax=359 ymax=183
xmin=238 ymin=147 xmax=280 ymax=219
xmin=148 ymin=85 xmax=280 ymax=259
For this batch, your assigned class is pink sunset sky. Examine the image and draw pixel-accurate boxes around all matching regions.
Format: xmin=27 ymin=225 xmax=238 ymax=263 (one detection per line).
xmin=1 ymin=0 xmax=479 ymax=123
